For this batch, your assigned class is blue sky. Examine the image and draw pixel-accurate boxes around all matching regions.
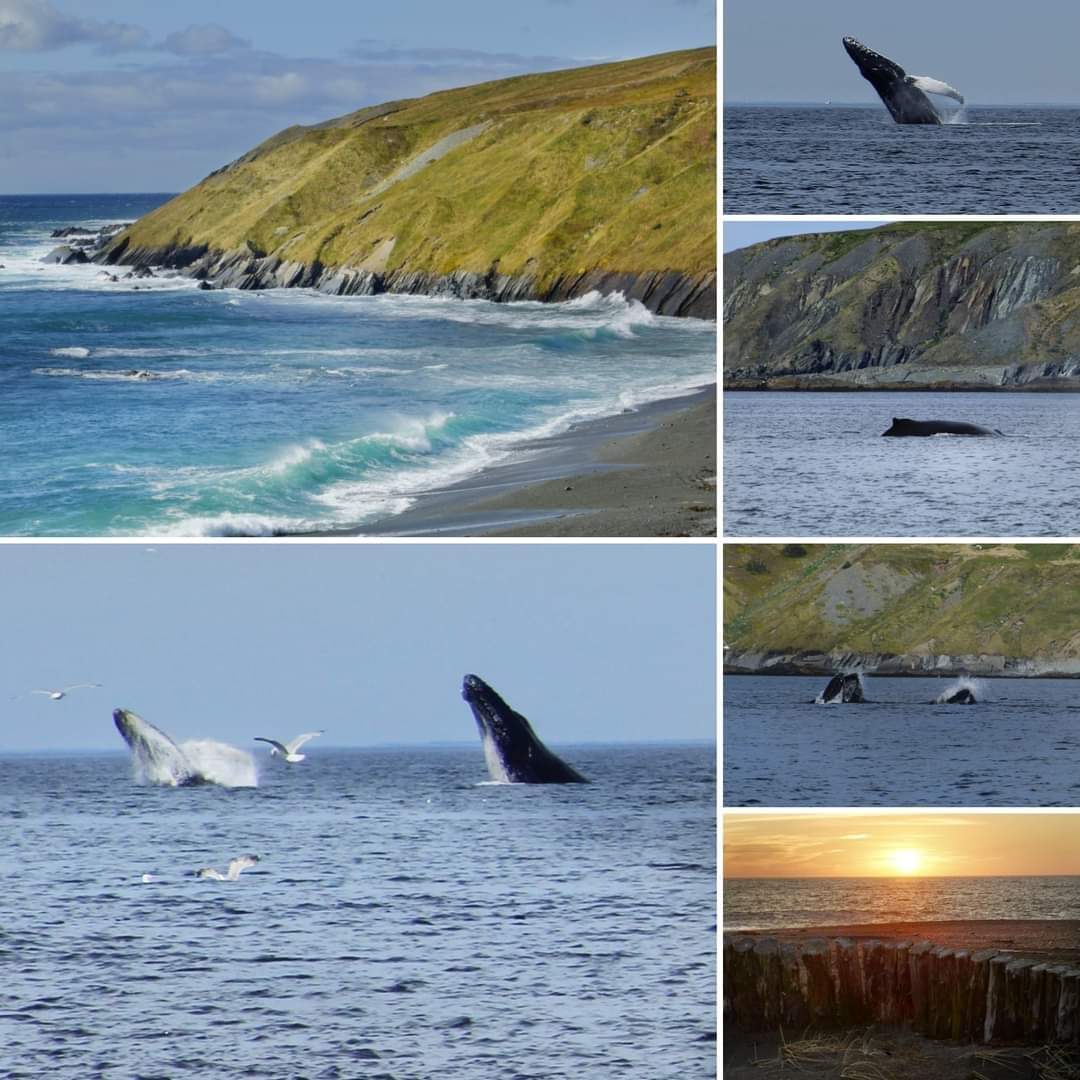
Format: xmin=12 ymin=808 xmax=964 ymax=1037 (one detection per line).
xmin=725 ymin=0 xmax=1080 ymax=105
xmin=2 ymin=543 xmax=716 ymax=752
xmin=0 ymin=0 xmax=716 ymax=192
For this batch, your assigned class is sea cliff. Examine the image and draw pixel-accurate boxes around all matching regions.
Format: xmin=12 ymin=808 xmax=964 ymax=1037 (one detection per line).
xmin=96 ymin=49 xmax=716 ymax=318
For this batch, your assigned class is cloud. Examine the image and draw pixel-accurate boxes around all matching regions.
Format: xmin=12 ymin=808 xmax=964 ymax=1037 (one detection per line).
xmin=159 ymin=24 xmax=249 ymax=58
xmin=347 ymin=42 xmax=580 ymax=72
xmin=0 ymin=0 xmax=147 ymax=53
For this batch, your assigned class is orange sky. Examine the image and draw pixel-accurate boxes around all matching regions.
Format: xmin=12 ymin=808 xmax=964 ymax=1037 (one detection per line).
xmin=724 ymin=812 xmax=1080 ymax=878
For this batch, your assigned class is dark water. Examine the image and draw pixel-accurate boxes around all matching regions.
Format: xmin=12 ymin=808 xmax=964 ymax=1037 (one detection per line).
xmin=724 ymin=105 xmax=1080 ymax=214
xmin=724 ymin=675 xmax=1080 ymax=806
xmin=0 ymin=744 xmax=715 ymax=1078
xmin=724 ymin=876 xmax=1080 ymax=932
xmin=723 ymin=390 xmax=1080 ymax=536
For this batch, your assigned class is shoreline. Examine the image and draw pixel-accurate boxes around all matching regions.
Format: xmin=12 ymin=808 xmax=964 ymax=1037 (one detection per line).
xmin=723 ymin=650 xmax=1080 ymax=678
xmin=304 ymin=385 xmax=717 ymax=538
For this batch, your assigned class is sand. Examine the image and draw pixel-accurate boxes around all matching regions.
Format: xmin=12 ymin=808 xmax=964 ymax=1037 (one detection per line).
xmin=334 ymin=385 xmax=717 ymax=537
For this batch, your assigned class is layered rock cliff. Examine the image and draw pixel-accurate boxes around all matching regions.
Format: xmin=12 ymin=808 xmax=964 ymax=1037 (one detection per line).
xmin=97 ymin=49 xmax=716 ymax=318
xmin=724 ymin=543 xmax=1080 ymax=675
xmin=724 ymin=222 xmax=1080 ymax=387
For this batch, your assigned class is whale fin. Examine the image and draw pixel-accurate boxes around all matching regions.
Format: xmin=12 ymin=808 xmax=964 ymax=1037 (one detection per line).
xmin=910 ymin=75 xmax=964 ymax=104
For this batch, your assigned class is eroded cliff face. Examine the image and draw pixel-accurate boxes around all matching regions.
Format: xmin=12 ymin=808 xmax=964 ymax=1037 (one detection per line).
xmin=724 ymin=223 xmax=1080 ymax=387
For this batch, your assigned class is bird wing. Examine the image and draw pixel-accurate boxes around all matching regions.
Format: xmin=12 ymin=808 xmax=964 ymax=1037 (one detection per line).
xmin=196 ymin=867 xmax=225 ymax=880
xmin=30 ymin=689 xmax=56 ymax=696
xmin=254 ymin=737 xmax=289 ymax=755
xmin=226 ymin=854 xmax=259 ymax=880
xmin=62 ymin=683 xmax=102 ymax=692
xmin=285 ymin=731 xmax=323 ymax=753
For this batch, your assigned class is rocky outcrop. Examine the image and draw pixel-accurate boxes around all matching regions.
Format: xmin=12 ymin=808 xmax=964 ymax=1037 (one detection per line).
xmin=724 ymin=222 xmax=1080 ymax=388
xmin=724 ymin=648 xmax=1080 ymax=678
xmin=96 ymin=239 xmax=716 ymax=318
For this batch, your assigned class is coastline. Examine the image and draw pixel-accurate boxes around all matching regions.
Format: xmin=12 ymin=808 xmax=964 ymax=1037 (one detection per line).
xmin=308 ymin=385 xmax=717 ymax=538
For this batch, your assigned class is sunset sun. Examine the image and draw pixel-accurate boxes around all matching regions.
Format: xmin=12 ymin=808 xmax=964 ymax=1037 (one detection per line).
xmin=890 ymin=849 xmax=923 ymax=875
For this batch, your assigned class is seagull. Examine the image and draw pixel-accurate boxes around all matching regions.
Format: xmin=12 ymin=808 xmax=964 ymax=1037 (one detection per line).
xmin=254 ymin=731 xmax=323 ymax=763
xmin=195 ymin=854 xmax=260 ymax=881
xmin=29 ymin=683 xmax=102 ymax=700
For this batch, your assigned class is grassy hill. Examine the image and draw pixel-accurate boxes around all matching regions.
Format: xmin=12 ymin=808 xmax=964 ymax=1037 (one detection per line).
xmin=724 ymin=544 xmax=1080 ymax=660
xmin=101 ymin=49 xmax=716 ymax=313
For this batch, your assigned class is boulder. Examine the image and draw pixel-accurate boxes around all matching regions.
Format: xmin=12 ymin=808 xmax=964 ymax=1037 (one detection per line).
xmin=42 ymin=245 xmax=89 ymax=265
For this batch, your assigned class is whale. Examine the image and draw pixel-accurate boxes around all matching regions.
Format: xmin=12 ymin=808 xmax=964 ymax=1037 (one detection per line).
xmin=938 ymin=687 xmax=977 ymax=704
xmin=113 ymin=707 xmax=258 ymax=787
xmin=816 ymin=673 xmax=864 ymax=704
xmin=843 ymin=37 xmax=963 ymax=125
xmin=113 ymin=708 xmax=206 ymax=786
xmin=461 ymin=674 xmax=587 ymax=783
xmin=882 ymin=418 xmax=1001 ymax=437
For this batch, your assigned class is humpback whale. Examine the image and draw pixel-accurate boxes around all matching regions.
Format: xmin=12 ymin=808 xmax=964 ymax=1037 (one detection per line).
xmin=843 ymin=37 xmax=963 ymax=125
xmin=816 ymin=673 xmax=864 ymax=704
xmin=882 ymin=418 xmax=1001 ymax=437
xmin=937 ymin=687 xmax=977 ymax=704
xmin=113 ymin=708 xmax=258 ymax=787
xmin=461 ymin=674 xmax=587 ymax=783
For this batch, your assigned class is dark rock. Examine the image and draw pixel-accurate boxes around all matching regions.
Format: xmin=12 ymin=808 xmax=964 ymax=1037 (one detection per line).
xmin=197 ymin=280 xmax=215 ymax=290
xmin=42 ymin=245 xmax=89 ymax=265
xmin=50 ymin=226 xmax=96 ymax=238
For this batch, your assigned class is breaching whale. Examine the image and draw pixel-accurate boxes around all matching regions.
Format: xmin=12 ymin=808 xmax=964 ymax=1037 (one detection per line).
xmin=461 ymin=674 xmax=587 ymax=783
xmin=882 ymin=418 xmax=1001 ymax=437
xmin=113 ymin=708 xmax=258 ymax=787
xmin=843 ymin=37 xmax=963 ymax=125
xmin=816 ymin=673 xmax=864 ymax=704
xmin=937 ymin=687 xmax=977 ymax=704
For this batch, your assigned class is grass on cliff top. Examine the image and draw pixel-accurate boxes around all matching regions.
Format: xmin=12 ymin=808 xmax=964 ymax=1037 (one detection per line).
xmin=724 ymin=544 xmax=1080 ymax=657
xmin=114 ymin=48 xmax=716 ymax=282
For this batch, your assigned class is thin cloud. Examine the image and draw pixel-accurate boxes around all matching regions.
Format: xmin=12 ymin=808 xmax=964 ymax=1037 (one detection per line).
xmin=158 ymin=24 xmax=250 ymax=58
xmin=0 ymin=0 xmax=147 ymax=53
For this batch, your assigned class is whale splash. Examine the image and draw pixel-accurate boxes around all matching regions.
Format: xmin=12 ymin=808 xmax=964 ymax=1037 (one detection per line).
xmin=934 ymin=676 xmax=981 ymax=705
xmin=113 ymin=708 xmax=258 ymax=787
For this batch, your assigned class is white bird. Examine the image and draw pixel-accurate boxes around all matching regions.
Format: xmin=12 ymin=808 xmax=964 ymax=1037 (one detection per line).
xmin=196 ymin=854 xmax=260 ymax=881
xmin=29 ymin=683 xmax=102 ymax=700
xmin=254 ymin=731 xmax=323 ymax=763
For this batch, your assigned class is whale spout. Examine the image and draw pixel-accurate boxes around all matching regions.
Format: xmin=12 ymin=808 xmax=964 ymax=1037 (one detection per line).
xmin=842 ymin=37 xmax=949 ymax=125
xmin=461 ymin=674 xmax=587 ymax=783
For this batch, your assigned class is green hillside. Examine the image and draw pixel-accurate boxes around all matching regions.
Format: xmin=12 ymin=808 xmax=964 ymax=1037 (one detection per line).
xmin=724 ymin=544 xmax=1080 ymax=658
xmin=103 ymin=49 xmax=715 ymax=296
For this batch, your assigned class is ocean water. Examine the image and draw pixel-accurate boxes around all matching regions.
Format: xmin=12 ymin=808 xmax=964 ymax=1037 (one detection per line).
xmin=0 ymin=743 xmax=716 ymax=1078
xmin=724 ymin=675 xmax=1080 ymax=806
xmin=724 ymin=106 xmax=1080 ymax=214
xmin=723 ymin=391 xmax=1080 ymax=537
xmin=0 ymin=194 xmax=716 ymax=537
xmin=724 ymin=876 xmax=1080 ymax=932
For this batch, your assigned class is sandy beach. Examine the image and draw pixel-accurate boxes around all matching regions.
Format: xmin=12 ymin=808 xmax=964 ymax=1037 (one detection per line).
xmin=335 ymin=385 xmax=717 ymax=538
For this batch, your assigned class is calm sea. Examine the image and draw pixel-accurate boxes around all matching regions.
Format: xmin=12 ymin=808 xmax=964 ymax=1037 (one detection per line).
xmin=0 ymin=194 xmax=715 ymax=537
xmin=723 ymin=390 xmax=1080 ymax=537
xmin=724 ymin=876 xmax=1080 ymax=932
xmin=724 ymin=675 xmax=1080 ymax=806
xmin=724 ymin=105 xmax=1080 ymax=214
xmin=0 ymin=743 xmax=716 ymax=1078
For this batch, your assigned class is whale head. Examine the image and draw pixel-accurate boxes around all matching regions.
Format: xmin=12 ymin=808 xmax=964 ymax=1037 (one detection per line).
xmin=461 ymin=674 xmax=587 ymax=784
xmin=843 ymin=37 xmax=906 ymax=84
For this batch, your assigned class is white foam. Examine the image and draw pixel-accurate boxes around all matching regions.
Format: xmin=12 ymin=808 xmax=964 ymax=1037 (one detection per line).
xmin=51 ymin=346 xmax=90 ymax=358
xmin=179 ymin=739 xmax=258 ymax=787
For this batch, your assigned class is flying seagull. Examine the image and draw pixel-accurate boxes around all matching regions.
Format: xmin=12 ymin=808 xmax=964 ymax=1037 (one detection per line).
xmin=195 ymin=854 xmax=260 ymax=881
xmin=29 ymin=683 xmax=102 ymax=700
xmin=254 ymin=731 xmax=323 ymax=763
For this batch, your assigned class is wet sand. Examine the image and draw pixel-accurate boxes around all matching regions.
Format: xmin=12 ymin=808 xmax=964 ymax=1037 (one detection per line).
xmin=336 ymin=385 xmax=716 ymax=537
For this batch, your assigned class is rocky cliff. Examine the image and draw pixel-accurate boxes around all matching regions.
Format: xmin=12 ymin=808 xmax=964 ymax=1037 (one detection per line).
xmin=724 ymin=222 xmax=1080 ymax=387
xmin=97 ymin=49 xmax=716 ymax=318
xmin=724 ymin=543 xmax=1080 ymax=675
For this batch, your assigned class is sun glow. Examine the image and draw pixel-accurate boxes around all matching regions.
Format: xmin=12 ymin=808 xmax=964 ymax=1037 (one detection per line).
xmin=890 ymin=849 xmax=923 ymax=875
